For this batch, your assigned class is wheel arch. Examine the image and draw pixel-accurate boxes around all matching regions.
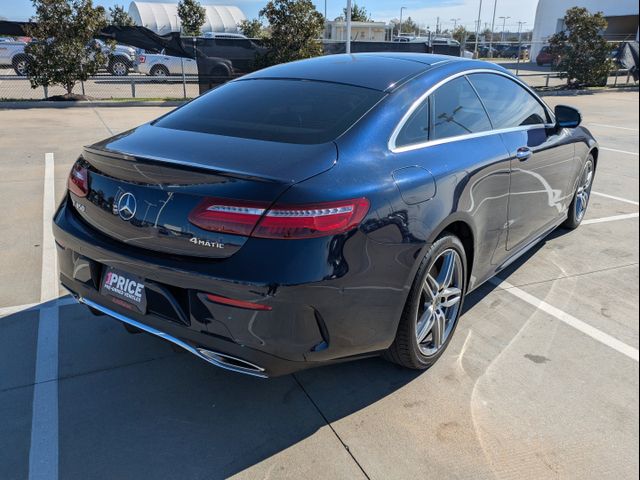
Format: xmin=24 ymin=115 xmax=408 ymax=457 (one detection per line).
xmin=425 ymin=214 xmax=477 ymax=288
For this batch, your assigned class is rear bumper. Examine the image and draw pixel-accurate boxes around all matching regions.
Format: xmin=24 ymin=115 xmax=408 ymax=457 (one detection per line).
xmin=53 ymin=197 xmax=415 ymax=376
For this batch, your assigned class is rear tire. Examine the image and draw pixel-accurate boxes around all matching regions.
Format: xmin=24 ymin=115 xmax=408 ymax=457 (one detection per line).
xmin=385 ymin=234 xmax=467 ymax=370
xmin=563 ymin=155 xmax=595 ymax=230
xmin=12 ymin=55 xmax=29 ymax=76
xmin=150 ymin=65 xmax=169 ymax=77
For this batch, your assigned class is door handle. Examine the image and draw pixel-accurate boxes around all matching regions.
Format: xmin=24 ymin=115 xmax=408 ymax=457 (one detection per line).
xmin=516 ymin=147 xmax=532 ymax=161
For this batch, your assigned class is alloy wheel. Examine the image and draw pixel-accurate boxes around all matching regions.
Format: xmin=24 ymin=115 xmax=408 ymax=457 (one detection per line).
xmin=416 ymin=249 xmax=463 ymax=356
xmin=112 ymin=61 xmax=127 ymax=76
xmin=15 ymin=60 xmax=27 ymax=76
xmin=575 ymin=160 xmax=594 ymax=222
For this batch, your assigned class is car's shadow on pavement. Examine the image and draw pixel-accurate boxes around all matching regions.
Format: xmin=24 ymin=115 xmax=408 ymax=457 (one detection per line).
xmin=1 ymin=228 xmax=571 ymax=479
xmin=49 ymin=301 xmax=421 ymax=479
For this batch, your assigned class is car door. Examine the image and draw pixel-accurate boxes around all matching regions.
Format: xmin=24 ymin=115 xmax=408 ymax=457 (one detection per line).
xmin=390 ymin=75 xmax=512 ymax=281
xmin=467 ymin=72 xmax=576 ymax=251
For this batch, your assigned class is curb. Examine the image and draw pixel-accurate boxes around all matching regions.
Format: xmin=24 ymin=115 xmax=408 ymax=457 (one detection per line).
xmin=0 ymin=100 xmax=187 ymax=109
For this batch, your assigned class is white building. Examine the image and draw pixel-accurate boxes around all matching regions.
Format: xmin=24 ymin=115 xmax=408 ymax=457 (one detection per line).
xmin=325 ymin=20 xmax=388 ymax=42
xmin=530 ymin=0 xmax=639 ymax=59
xmin=128 ymin=2 xmax=246 ymax=35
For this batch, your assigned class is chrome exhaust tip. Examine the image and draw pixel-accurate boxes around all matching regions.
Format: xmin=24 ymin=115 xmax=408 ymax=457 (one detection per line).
xmin=78 ymin=297 xmax=268 ymax=378
xmin=196 ymin=348 xmax=267 ymax=377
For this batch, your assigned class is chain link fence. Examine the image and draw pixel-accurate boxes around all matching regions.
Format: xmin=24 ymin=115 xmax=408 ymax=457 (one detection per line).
xmin=1 ymin=40 xmax=636 ymax=101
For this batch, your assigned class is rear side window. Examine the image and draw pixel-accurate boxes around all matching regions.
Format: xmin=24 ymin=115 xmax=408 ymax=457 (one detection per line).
xmin=430 ymin=76 xmax=492 ymax=141
xmin=467 ymin=73 xmax=549 ymax=129
xmin=396 ymin=100 xmax=429 ymax=148
xmin=154 ymin=79 xmax=384 ymax=144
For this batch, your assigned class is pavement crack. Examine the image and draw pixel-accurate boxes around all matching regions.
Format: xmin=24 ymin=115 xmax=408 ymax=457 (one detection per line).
xmin=497 ymin=262 xmax=638 ymax=290
xmin=92 ymin=107 xmax=114 ymax=136
xmin=292 ymin=373 xmax=371 ymax=480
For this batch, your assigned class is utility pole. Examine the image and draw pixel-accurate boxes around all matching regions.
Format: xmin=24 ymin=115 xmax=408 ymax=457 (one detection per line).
xmin=399 ymin=6 xmax=407 ymax=38
xmin=451 ymin=18 xmax=461 ymax=30
xmin=346 ymin=0 xmax=352 ymax=53
xmin=488 ymin=0 xmax=498 ymax=58
xmin=499 ymin=15 xmax=510 ymax=42
xmin=436 ymin=17 xmax=440 ymax=34
xmin=516 ymin=20 xmax=526 ymax=74
xmin=474 ymin=0 xmax=483 ymax=58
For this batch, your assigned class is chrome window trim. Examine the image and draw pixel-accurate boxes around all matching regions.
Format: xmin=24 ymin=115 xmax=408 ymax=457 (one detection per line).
xmin=389 ymin=68 xmax=556 ymax=154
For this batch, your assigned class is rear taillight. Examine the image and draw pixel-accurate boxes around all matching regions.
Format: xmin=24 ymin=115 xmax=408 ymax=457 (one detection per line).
xmin=68 ymin=163 xmax=88 ymax=197
xmin=188 ymin=197 xmax=369 ymax=239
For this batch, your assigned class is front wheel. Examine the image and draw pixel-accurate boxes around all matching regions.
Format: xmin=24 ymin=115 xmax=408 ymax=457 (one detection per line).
xmin=563 ymin=155 xmax=595 ymax=229
xmin=385 ymin=234 xmax=467 ymax=370
xmin=109 ymin=58 xmax=129 ymax=76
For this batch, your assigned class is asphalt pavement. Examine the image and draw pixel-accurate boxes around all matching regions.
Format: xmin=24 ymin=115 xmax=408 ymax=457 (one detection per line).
xmin=0 ymin=90 xmax=637 ymax=480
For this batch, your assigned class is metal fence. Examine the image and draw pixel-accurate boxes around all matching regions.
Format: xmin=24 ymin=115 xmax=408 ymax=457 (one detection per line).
xmin=0 ymin=53 xmax=637 ymax=101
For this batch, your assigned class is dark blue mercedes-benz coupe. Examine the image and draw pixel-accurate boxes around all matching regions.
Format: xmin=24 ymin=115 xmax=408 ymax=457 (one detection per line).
xmin=53 ymin=53 xmax=598 ymax=378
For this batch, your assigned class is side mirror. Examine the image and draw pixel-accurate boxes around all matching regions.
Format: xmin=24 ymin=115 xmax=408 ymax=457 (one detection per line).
xmin=555 ymin=105 xmax=582 ymax=129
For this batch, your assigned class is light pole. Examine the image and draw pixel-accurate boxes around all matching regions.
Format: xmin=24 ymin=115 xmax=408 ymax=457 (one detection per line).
xmin=474 ymin=0 xmax=483 ymax=58
xmin=488 ymin=0 xmax=498 ymax=58
xmin=516 ymin=20 xmax=526 ymax=74
xmin=499 ymin=16 xmax=510 ymax=42
xmin=450 ymin=18 xmax=461 ymax=30
xmin=399 ymin=6 xmax=407 ymax=38
xmin=346 ymin=0 xmax=352 ymax=54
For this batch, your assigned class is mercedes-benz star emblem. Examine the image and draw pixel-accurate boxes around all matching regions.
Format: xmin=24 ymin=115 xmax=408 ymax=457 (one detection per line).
xmin=116 ymin=192 xmax=137 ymax=221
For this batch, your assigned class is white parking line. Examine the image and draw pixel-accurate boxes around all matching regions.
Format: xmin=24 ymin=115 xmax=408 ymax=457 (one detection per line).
xmin=0 ymin=297 xmax=75 ymax=319
xmin=583 ymin=213 xmax=639 ymax=225
xmin=592 ymin=191 xmax=640 ymax=206
xmin=600 ymin=147 xmax=639 ymax=156
xmin=490 ymin=278 xmax=639 ymax=363
xmin=29 ymin=153 xmax=59 ymax=480
xmin=589 ymin=123 xmax=639 ymax=132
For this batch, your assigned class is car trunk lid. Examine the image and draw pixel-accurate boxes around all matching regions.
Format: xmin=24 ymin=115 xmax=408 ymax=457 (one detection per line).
xmin=70 ymin=125 xmax=337 ymax=259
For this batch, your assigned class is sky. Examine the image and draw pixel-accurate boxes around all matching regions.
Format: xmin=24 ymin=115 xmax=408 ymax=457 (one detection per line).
xmin=1 ymin=0 xmax=538 ymax=32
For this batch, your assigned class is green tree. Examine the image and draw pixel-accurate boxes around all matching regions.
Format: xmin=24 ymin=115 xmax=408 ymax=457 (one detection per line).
xmin=343 ymin=3 xmax=371 ymax=22
xmin=108 ymin=4 xmax=135 ymax=27
xmin=391 ymin=16 xmax=418 ymax=36
xmin=177 ymin=0 xmax=206 ymax=37
xmin=259 ymin=0 xmax=324 ymax=66
xmin=549 ymin=7 xmax=613 ymax=87
xmin=239 ymin=19 xmax=264 ymax=39
xmin=25 ymin=0 xmax=109 ymax=96
xmin=452 ymin=25 xmax=468 ymax=44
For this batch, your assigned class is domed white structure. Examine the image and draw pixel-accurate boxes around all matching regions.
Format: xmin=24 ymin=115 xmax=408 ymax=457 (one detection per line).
xmin=128 ymin=2 xmax=246 ymax=35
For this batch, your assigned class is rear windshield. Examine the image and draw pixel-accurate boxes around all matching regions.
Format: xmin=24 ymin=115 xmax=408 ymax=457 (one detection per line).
xmin=154 ymin=79 xmax=384 ymax=144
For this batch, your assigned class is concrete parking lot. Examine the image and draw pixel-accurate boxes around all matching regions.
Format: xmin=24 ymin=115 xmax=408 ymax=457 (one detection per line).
xmin=0 ymin=90 xmax=638 ymax=480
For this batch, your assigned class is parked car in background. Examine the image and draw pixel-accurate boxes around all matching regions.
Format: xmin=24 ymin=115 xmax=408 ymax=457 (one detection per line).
xmin=136 ymin=50 xmax=198 ymax=76
xmin=499 ymin=45 xmax=529 ymax=60
xmin=136 ymin=50 xmax=235 ymax=78
xmin=536 ymin=46 xmax=559 ymax=66
xmin=0 ymin=38 xmax=136 ymax=76
xmin=0 ymin=39 xmax=29 ymax=75
xmin=93 ymin=39 xmax=136 ymax=76
xmin=197 ymin=37 xmax=266 ymax=74
xmin=202 ymin=32 xmax=248 ymax=39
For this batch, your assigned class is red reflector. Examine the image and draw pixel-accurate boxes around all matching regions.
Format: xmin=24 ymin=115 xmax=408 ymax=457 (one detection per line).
xmin=68 ymin=162 xmax=88 ymax=197
xmin=138 ymin=55 xmax=146 ymax=63
xmin=253 ymin=198 xmax=370 ymax=239
xmin=188 ymin=197 xmax=370 ymax=239
xmin=188 ymin=198 xmax=269 ymax=236
xmin=206 ymin=294 xmax=272 ymax=311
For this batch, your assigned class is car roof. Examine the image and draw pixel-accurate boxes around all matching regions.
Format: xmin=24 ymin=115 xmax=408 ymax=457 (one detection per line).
xmin=241 ymin=53 xmax=465 ymax=92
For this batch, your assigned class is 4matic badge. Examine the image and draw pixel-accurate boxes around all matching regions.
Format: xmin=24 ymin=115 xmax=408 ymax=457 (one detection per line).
xmin=190 ymin=237 xmax=225 ymax=249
